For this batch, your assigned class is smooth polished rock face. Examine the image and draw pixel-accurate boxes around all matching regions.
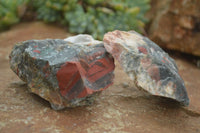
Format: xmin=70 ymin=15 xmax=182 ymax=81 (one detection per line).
xmin=9 ymin=35 xmax=115 ymax=110
xmin=103 ymin=30 xmax=189 ymax=106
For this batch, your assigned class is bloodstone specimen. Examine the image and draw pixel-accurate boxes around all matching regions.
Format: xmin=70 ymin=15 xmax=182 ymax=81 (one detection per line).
xmin=9 ymin=35 xmax=115 ymax=110
xmin=103 ymin=30 xmax=189 ymax=106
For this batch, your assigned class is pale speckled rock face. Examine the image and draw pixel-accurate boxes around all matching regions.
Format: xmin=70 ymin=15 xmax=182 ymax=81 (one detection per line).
xmin=9 ymin=35 xmax=115 ymax=110
xmin=103 ymin=30 xmax=189 ymax=106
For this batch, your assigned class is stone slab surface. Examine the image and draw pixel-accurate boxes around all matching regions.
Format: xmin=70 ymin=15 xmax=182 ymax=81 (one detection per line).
xmin=0 ymin=22 xmax=200 ymax=133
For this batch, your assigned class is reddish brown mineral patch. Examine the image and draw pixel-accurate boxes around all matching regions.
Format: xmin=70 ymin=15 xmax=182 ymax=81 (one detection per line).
xmin=33 ymin=50 xmax=40 ymax=54
xmin=56 ymin=55 xmax=115 ymax=100
xmin=57 ymin=62 xmax=82 ymax=99
xmin=138 ymin=46 xmax=148 ymax=54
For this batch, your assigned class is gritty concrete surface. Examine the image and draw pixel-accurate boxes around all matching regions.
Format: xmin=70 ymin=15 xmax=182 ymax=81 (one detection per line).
xmin=0 ymin=22 xmax=200 ymax=133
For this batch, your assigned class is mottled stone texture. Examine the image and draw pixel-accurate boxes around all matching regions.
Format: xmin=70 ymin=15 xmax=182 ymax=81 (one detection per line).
xmin=103 ymin=30 xmax=189 ymax=106
xmin=147 ymin=0 xmax=200 ymax=56
xmin=9 ymin=35 xmax=115 ymax=110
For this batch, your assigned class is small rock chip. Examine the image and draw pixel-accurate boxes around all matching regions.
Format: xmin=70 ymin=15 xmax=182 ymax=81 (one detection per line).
xmin=9 ymin=34 xmax=115 ymax=110
xmin=103 ymin=30 xmax=189 ymax=106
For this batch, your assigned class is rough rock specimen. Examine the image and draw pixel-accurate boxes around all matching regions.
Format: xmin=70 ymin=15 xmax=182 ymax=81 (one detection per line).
xmin=103 ymin=30 xmax=189 ymax=106
xmin=9 ymin=35 xmax=115 ymax=110
xmin=147 ymin=0 xmax=200 ymax=57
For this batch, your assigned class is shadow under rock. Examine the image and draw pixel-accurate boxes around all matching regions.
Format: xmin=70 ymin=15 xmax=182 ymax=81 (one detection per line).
xmin=9 ymin=81 xmax=51 ymax=109
xmin=9 ymin=81 xmax=97 ymax=112
xmin=8 ymin=81 xmax=189 ymax=114
xmin=29 ymin=93 xmax=51 ymax=109
xmin=153 ymin=96 xmax=182 ymax=109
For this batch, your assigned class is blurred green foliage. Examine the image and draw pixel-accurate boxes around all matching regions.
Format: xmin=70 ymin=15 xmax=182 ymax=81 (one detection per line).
xmin=0 ymin=0 xmax=29 ymax=30
xmin=34 ymin=0 xmax=150 ymax=39
xmin=0 ymin=0 xmax=150 ymax=39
